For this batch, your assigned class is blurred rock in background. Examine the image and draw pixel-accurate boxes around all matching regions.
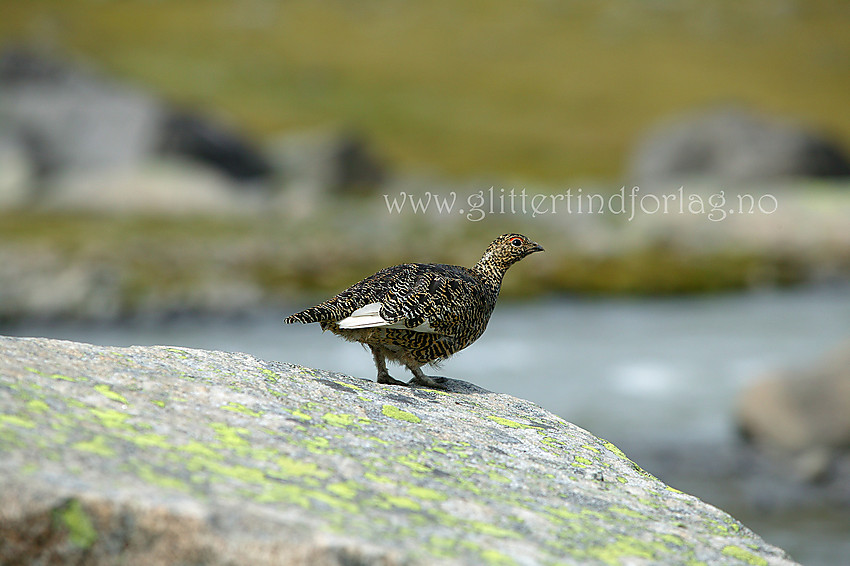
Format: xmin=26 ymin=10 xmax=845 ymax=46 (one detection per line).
xmin=0 ymin=47 xmax=164 ymax=177
xmin=158 ymin=109 xmax=273 ymax=183
xmin=628 ymin=105 xmax=850 ymax=187
xmin=267 ymin=129 xmax=384 ymax=195
xmin=266 ymin=128 xmax=386 ymax=216
xmin=0 ymin=46 xmax=278 ymax=214
xmin=737 ymin=341 xmax=850 ymax=481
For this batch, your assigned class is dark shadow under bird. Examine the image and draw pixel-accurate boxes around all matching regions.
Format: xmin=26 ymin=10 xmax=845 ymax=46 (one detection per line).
xmin=284 ymin=233 xmax=544 ymax=389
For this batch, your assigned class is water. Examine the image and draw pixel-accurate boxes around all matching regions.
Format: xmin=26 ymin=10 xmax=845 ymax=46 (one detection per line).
xmin=5 ymin=285 xmax=850 ymax=564
xmin=9 ymin=287 xmax=849 ymax=446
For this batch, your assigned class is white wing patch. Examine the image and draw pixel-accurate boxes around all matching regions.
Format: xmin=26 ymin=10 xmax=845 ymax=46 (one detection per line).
xmin=338 ymin=302 xmax=387 ymax=329
xmin=338 ymin=302 xmax=439 ymax=333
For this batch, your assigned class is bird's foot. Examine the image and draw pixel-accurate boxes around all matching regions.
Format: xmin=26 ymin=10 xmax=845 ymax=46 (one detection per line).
xmin=408 ymin=374 xmax=449 ymax=390
xmin=377 ymin=373 xmax=409 ymax=387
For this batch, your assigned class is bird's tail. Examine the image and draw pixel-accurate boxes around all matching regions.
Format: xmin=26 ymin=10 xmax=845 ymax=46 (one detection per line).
xmin=283 ymin=305 xmax=336 ymax=324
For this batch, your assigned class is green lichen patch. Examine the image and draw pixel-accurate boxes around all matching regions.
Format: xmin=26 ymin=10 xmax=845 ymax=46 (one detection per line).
xmin=94 ymin=384 xmax=128 ymax=404
xmin=480 ymin=549 xmax=518 ymax=565
xmin=164 ymin=348 xmax=190 ymax=359
xmin=395 ymin=455 xmax=433 ymax=475
xmin=129 ymin=432 xmax=172 ymax=449
xmin=487 ymin=470 xmax=510 ymax=484
xmin=468 ymin=520 xmax=521 ymax=539
xmin=609 ymin=506 xmax=649 ymax=520
xmin=275 ymin=455 xmax=331 ymax=479
xmin=89 ymin=408 xmax=133 ymax=430
xmin=379 ymin=494 xmax=421 ymax=511
xmin=486 ymin=415 xmax=537 ymax=429
xmin=187 ymin=456 xmax=267 ymax=485
xmin=26 ymin=366 xmax=84 ymax=382
xmin=406 ymin=485 xmax=447 ymax=502
xmin=289 ymin=408 xmax=312 ymax=421
xmin=602 ymin=440 xmax=628 ymax=459
xmin=26 ymin=399 xmax=50 ymax=413
xmin=302 ymin=436 xmax=332 ymax=454
xmin=53 ymin=499 xmax=98 ymax=549
xmin=583 ymin=535 xmax=672 ymax=565
xmin=659 ymin=533 xmax=686 ymax=548
xmin=326 ymin=481 xmax=360 ymax=500
xmin=0 ymin=414 xmax=36 ymax=429
xmin=721 ymin=545 xmax=769 ymax=566
xmin=222 ymin=402 xmax=264 ymax=417
xmin=260 ymin=368 xmax=283 ymax=382
xmin=72 ymin=435 xmax=114 ymax=456
xmin=322 ymin=412 xmax=369 ymax=427
xmin=382 ymin=404 xmax=421 ymax=424
xmin=210 ymin=422 xmax=252 ymax=448
xmin=136 ymin=463 xmax=191 ymax=492
xmin=179 ymin=440 xmax=223 ymax=460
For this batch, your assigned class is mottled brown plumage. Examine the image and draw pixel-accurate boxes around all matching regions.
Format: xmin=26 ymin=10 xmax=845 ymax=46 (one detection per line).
xmin=284 ymin=233 xmax=543 ymax=388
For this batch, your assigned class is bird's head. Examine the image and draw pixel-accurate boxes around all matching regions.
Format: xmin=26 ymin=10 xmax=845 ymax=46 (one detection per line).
xmin=476 ymin=233 xmax=544 ymax=272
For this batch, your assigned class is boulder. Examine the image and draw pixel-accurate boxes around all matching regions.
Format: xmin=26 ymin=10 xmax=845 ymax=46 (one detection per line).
xmin=0 ymin=47 xmax=164 ymax=177
xmin=0 ymin=47 xmax=273 ymax=202
xmin=158 ymin=109 xmax=273 ymax=182
xmin=0 ymin=335 xmax=796 ymax=565
xmin=737 ymin=340 xmax=850 ymax=481
xmin=41 ymin=160 xmax=263 ymax=215
xmin=627 ymin=105 xmax=850 ymax=186
xmin=267 ymin=129 xmax=385 ymax=196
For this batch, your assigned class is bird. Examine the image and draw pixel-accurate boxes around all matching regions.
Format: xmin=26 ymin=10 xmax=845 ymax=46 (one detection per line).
xmin=284 ymin=233 xmax=544 ymax=389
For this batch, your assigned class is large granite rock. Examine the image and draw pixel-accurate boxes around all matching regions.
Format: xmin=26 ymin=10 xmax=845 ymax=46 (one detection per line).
xmin=0 ymin=336 xmax=796 ymax=565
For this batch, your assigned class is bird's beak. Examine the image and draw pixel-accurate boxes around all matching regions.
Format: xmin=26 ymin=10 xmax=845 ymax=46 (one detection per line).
xmin=529 ymin=242 xmax=544 ymax=254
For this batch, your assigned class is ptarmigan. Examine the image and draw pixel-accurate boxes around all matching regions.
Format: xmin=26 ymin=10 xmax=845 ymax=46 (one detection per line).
xmin=284 ymin=233 xmax=543 ymax=388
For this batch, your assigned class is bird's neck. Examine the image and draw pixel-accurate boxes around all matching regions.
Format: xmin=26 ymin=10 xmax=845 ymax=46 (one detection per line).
xmin=473 ymin=256 xmax=510 ymax=300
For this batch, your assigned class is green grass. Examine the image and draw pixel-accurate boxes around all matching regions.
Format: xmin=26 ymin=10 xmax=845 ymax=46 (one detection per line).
xmin=2 ymin=0 xmax=849 ymax=182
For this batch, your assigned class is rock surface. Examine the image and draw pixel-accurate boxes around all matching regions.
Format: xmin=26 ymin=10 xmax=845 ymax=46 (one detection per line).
xmin=0 ymin=336 xmax=797 ymax=565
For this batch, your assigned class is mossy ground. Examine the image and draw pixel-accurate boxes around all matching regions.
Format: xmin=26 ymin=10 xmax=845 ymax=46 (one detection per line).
xmin=0 ymin=204 xmax=825 ymax=321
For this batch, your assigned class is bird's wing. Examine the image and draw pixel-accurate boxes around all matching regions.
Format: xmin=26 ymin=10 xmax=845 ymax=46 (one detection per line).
xmin=284 ymin=264 xmax=417 ymax=325
xmin=338 ymin=302 xmax=437 ymax=332
xmin=337 ymin=264 xmax=482 ymax=335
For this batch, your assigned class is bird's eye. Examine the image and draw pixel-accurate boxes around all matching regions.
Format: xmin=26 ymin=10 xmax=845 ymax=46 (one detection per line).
xmin=510 ymin=237 xmax=523 ymax=247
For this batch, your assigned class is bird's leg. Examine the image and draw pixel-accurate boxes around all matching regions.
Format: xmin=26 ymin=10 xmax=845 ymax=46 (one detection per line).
xmin=406 ymin=364 xmax=448 ymax=390
xmin=371 ymin=345 xmax=408 ymax=386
